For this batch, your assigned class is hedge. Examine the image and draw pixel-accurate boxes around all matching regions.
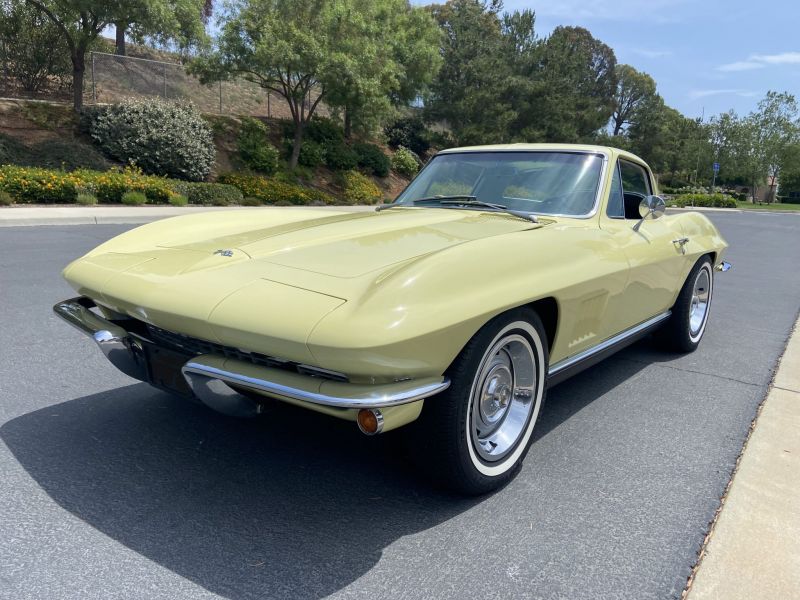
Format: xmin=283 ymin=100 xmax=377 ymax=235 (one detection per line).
xmin=0 ymin=165 xmax=233 ymax=205
xmin=218 ymin=172 xmax=336 ymax=205
xmin=0 ymin=165 xmax=364 ymax=207
xmin=671 ymin=193 xmax=736 ymax=209
xmin=172 ymin=181 xmax=244 ymax=206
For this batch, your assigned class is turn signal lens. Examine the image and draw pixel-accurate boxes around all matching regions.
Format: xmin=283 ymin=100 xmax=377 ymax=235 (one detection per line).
xmin=357 ymin=409 xmax=384 ymax=435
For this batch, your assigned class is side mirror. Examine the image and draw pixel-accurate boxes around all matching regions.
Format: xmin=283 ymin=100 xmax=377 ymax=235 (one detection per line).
xmin=638 ymin=195 xmax=666 ymax=220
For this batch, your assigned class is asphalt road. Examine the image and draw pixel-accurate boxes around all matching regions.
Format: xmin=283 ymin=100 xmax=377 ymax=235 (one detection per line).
xmin=1 ymin=212 xmax=798 ymax=600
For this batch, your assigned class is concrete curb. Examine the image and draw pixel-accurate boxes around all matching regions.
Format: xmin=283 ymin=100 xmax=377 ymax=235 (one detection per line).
xmin=0 ymin=205 xmax=374 ymax=227
xmin=685 ymin=312 xmax=800 ymax=599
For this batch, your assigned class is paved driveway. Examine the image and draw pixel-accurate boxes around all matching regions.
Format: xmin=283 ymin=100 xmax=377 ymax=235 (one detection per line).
xmin=1 ymin=211 xmax=798 ymax=599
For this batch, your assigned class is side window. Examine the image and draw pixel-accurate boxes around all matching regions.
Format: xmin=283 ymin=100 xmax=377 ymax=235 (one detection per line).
xmin=606 ymin=162 xmax=624 ymax=218
xmin=618 ymin=160 xmax=652 ymax=220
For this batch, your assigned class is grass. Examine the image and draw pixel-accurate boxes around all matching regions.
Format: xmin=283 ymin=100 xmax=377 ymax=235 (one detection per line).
xmin=736 ymin=200 xmax=800 ymax=212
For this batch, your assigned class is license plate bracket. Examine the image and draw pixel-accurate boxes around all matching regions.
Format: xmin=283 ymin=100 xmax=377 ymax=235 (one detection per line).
xmin=139 ymin=341 xmax=195 ymax=397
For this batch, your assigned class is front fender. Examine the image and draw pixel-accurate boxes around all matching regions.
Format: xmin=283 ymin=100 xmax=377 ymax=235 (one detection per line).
xmin=307 ymin=222 xmax=629 ymax=381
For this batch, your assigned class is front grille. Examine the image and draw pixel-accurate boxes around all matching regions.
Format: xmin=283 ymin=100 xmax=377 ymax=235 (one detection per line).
xmin=145 ymin=324 xmax=348 ymax=382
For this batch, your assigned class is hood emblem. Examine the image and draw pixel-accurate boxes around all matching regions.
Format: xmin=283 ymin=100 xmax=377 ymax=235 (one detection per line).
xmin=213 ymin=249 xmax=234 ymax=257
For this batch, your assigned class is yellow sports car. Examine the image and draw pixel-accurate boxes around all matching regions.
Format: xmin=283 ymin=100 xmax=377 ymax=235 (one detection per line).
xmin=55 ymin=144 xmax=730 ymax=494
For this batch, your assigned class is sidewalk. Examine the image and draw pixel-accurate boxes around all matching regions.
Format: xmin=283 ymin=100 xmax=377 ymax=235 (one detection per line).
xmin=686 ymin=314 xmax=800 ymax=599
xmin=0 ymin=205 xmax=373 ymax=227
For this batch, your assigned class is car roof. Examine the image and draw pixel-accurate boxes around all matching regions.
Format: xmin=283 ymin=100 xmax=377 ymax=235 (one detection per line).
xmin=437 ymin=143 xmax=648 ymax=168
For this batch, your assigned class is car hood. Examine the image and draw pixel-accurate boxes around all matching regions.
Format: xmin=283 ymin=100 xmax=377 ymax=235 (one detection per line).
xmin=63 ymin=208 xmax=545 ymax=360
xmin=157 ymin=207 xmax=540 ymax=278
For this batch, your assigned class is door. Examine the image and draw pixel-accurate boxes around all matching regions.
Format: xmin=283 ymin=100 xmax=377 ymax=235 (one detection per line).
xmin=601 ymin=159 xmax=690 ymax=330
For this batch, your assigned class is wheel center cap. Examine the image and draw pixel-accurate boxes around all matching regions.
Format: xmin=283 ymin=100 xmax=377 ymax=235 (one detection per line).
xmin=479 ymin=366 xmax=513 ymax=425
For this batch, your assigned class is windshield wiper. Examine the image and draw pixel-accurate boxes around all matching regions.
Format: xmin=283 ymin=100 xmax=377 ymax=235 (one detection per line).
xmin=375 ymin=195 xmax=477 ymax=211
xmin=377 ymin=195 xmax=538 ymax=222
xmin=437 ymin=199 xmax=538 ymax=223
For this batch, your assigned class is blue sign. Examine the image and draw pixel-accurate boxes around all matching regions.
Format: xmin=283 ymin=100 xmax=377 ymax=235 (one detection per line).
xmin=713 ymin=162 xmax=720 ymax=173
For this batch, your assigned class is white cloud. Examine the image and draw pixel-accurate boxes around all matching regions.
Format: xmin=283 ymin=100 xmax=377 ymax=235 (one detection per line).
xmin=718 ymin=52 xmax=800 ymax=72
xmin=688 ymin=89 xmax=755 ymax=100
xmin=717 ymin=61 xmax=764 ymax=72
xmin=750 ymin=52 xmax=800 ymax=65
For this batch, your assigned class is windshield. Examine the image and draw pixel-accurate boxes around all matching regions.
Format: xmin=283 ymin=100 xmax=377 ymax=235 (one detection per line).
xmin=395 ymin=151 xmax=604 ymax=217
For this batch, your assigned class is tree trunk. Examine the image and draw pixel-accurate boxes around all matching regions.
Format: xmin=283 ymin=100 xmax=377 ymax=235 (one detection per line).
xmin=115 ymin=22 xmax=127 ymax=56
xmin=344 ymin=108 xmax=352 ymax=139
xmin=289 ymin=120 xmax=305 ymax=169
xmin=71 ymin=52 xmax=85 ymax=111
xmin=612 ymin=116 xmax=623 ymax=136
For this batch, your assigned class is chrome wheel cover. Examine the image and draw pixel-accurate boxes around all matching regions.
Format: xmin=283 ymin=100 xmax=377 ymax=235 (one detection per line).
xmin=689 ymin=264 xmax=712 ymax=340
xmin=469 ymin=332 xmax=537 ymax=463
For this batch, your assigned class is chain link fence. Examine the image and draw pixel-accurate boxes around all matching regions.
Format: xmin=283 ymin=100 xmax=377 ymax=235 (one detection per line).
xmin=88 ymin=51 xmax=324 ymax=119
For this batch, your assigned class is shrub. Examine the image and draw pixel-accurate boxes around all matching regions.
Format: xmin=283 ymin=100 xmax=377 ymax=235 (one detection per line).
xmin=426 ymin=129 xmax=456 ymax=151
xmin=305 ymin=117 xmax=345 ymax=146
xmin=340 ymin=170 xmax=382 ymax=205
xmin=218 ymin=172 xmax=336 ymax=205
xmin=0 ymin=165 xmax=192 ymax=205
xmin=121 ymin=191 xmax=147 ymax=206
xmin=384 ymin=116 xmax=431 ymax=156
xmin=0 ymin=165 xmax=76 ymax=203
xmin=237 ymin=117 xmax=279 ymax=174
xmin=297 ymin=140 xmax=326 ymax=168
xmin=76 ymin=193 xmax=98 ymax=205
xmin=172 ymin=182 xmax=244 ymax=206
xmin=241 ymin=196 xmax=262 ymax=206
xmin=0 ymin=190 xmax=13 ymax=205
xmin=391 ymin=146 xmax=420 ymax=177
xmin=75 ymin=167 xmax=174 ymax=204
xmin=168 ymin=194 xmax=188 ymax=207
xmin=86 ymin=98 xmax=215 ymax=181
xmin=671 ymin=193 xmax=736 ymax=209
xmin=353 ymin=142 xmax=390 ymax=177
xmin=324 ymin=143 xmax=358 ymax=171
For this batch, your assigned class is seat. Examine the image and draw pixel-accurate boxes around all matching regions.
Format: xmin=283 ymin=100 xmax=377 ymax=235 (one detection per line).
xmin=623 ymin=193 xmax=643 ymax=220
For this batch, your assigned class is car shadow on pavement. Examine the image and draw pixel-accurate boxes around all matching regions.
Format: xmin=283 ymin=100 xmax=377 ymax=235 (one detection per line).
xmin=1 ymin=340 xmax=653 ymax=600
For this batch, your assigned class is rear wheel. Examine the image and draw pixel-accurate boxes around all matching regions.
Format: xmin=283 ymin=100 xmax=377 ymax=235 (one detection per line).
xmin=660 ymin=256 xmax=714 ymax=352
xmin=412 ymin=308 xmax=548 ymax=495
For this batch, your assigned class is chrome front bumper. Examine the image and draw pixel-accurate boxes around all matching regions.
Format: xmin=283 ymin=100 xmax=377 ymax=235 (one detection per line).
xmin=53 ymin=297 xmax=450 ymax=416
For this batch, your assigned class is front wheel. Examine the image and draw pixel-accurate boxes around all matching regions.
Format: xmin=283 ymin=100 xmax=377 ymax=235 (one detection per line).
xmin=660 ymin=256 xmax=714 ymax=352
xmin=412 ymin=308 xmax=548 ymax=495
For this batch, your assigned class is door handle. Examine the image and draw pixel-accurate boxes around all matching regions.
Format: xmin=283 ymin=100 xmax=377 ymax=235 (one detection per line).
xmin=673 ymin=237 xmax=689 ymax=253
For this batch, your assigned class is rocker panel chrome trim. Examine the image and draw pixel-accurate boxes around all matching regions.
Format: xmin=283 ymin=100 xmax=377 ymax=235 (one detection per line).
xmin=548 ymin=311 xmax=672 ymax=377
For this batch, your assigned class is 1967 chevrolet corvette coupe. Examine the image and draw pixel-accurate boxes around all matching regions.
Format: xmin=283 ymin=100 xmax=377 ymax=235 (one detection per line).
xmin=55 ymin=144 xmax=730 ymax=494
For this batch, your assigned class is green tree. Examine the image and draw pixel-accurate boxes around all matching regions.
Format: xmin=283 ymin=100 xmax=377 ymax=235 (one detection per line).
xmin=611 ymin=64 xmax=657 ymax=136
xmin=23 ymin=0 xmax=202 ymax=110
xmin=0 ymin=0 xmax=73 ymax=92
xmin=322 ymin=0 xmax=441 ymax=138
xmin=752 ymin=91 xmax=799 ymax=202
xmin=426 ymin=0 xmax=516 ymax=145
xmin=24 ymin=0 xmax=123 ymax=109
xmin=519 ymin=26 xmax=617 ymax=142
xmin=114 ymin=0 xmax=210 ymax=57
xmin=194 ymin=0 xmax=434 ymax=168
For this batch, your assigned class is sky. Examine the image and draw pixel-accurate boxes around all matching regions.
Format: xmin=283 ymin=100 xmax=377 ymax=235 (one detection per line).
xmin=414 ymin=0 xmax=800 ymax=121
